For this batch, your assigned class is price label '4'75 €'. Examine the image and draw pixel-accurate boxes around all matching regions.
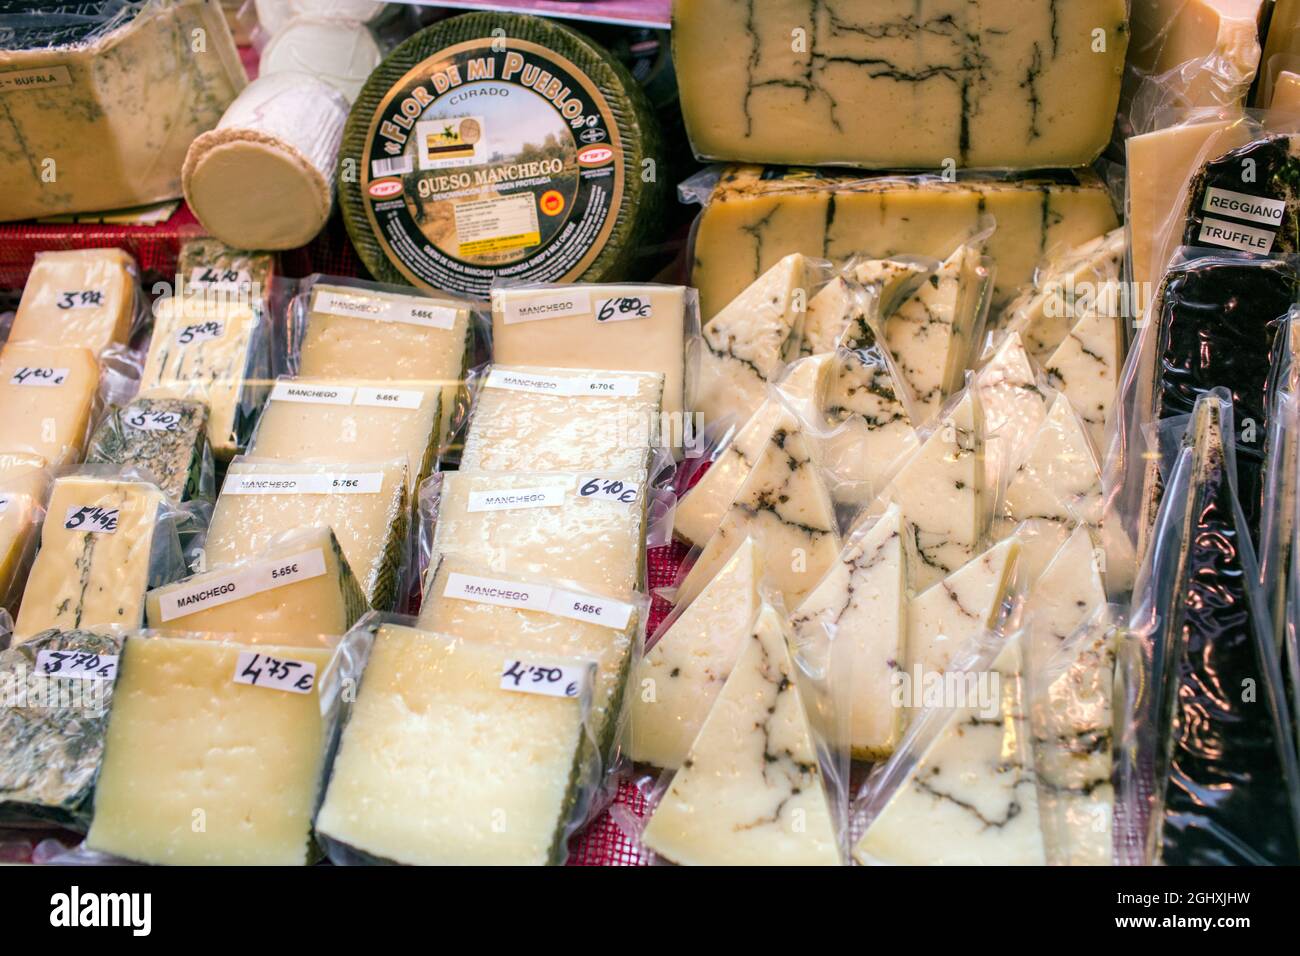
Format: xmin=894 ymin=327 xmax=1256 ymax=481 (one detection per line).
xmin=233 ymin=652 xmax=318 ymax=695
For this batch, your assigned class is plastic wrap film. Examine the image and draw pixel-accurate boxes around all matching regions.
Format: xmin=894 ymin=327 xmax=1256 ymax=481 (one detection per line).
xmin=315 ymin=616 xmax=602 ymax=866
xmin=1178 ymin=132 xmax=1300 ymax=255
xmin=0 ymin=0 xmax=247 ymax=221
xmin=0 ymin=454 xmax=48 ymax=615
xmin=419 ymin=468 xmax=648 ymax=603
xmin=182 ymin=70 xmax=350 ymax=251
xmin=417 ymin=557 xmax=646 ymax=770
xmin=84 ymin=629 xmax=354 ymax=865
xmin=0 ymin=343 xmax=101 ymax=468
xmin=461 ymin=365 xmax=665 ymax=474
xmin=1261 ymin=0 xmax=1300 ymax=106
xmin=8 ymin=249 xmax=143 ymax=355
xmin=13 ymin=468 xmax=189 ymax=642
xmin=175 ymin=238 xmax=277 ymax=304
xmin=85 ymin=396 xmax=214 ymax=504
xmin=258 ymin=16 xmax=381 ymax=104
xmin=0 ymin=628 xmax=123 ymax=831
xmin=971 ymin=332 xmax=1052 ymax=503
xmin=204 ymin=457 xmax=409 ymax=612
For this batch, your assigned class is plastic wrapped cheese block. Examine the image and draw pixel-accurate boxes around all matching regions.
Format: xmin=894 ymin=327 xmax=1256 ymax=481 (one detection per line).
xmin=140 ymin=293 xmax=269 ymax=461
xmin=0 ymin=456 xmax=48 ymax=614
xmin=1180 ymin=134 xmax=1300 ymax=256
xmin=146 ymin=527 xmax=368 ymax=637
xmin=250 ymin=378 xmax=442 ymax=494
xmin=316 ymin=623 xmax=595 ymax=865
xmin=205 ymin=458 xmax=409 ymax=612
xmin=177 ymin=237 xmax=276 ymax=301
xmin=13 ymin=474 xmax=179 ymax=641
xmin=9 ymin=249 xmax=139 ymax=354
xmin=971 ymin=332 xmax=1048 ymax=497
xmin=417 ymin=558 xmax=643 ymax=764
xmin=491 ymin=284 xmax=691 ymax=418
xmin=0 ymin=629 xmax=123 ymax=830
xmin=85 ymin=397 xmax=213 ymax=503
xmin=259 ymin=16 xmax=381 ymax=103
xmin=424 ymin=468 xmax=648 ymax=602
xmin=183 ymin=71 xmax=349 ymax=250
xmin=86 ymin=631 xmax=343 ymax=865
xmin=0 ymin=344 xmax=100 ymax=467
xmin=0 ymin=0 xmax=247 ymax=221
xmin=461 ymin=366 xmax=664 ymax=473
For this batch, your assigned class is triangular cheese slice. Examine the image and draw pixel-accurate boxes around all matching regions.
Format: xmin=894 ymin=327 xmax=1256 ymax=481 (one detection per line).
xmin=675 ymin=419 xmax=840 ymax=610
xmin=628 ymin=539 xmax=763 ymax=769
xmin=792 ymin=504 xmax=909 ymax=760
xmin=791 ymin=258 xmax=934 ymax=360
xmin=1026 ymin=524 xmax=1106 ymax=653
xmin=1043 ymin=306 xmax=1123 ymax=452
xmin=853 ymin=633 xmax=1046 ymax=865
xmin=850 ymin=257 xmax=935 ymax=322
xmin=884 ymin=243 xmax=984 ymax=419
xmin=874 ymin=390 xmax=983 ymax=591
xmin=973 ymin=331 xmax=1049 ymax=492
xmin=907 ymin=535 xmax=1020 ymax=679
xmin=642 ymin=603 xmax=841 ymax=865
xmin=694 ymin=254 xmax=808 ymax=428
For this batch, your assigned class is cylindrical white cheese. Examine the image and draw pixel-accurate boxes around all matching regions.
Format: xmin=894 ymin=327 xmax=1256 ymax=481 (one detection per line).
xmin=255 ymin=0 xmax=389 ymax=36
xmin=182 ymin=72 xmax=349 ymax=251
xmin=259 ymin=16 xmax=382 ymax=104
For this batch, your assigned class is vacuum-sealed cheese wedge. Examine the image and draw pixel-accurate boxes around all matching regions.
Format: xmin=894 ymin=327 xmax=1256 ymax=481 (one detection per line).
xmin=250 ymin=378 xmax=442 ymax=494
xmin=426 ymin=468 xmax=648 ymax=602
xmin=85 ymin=397 xmax=212 ymax=503
xmin=492 ymin=284 xmax=689 ymax=417
xmin=1043 ymin=307 xmax=1124 ymax=451
xmin=10 ymin=249 xmax=137 ymax=354
xmin=461 ymin=366 xmax=664 ymax=473
xmin=205 ymin=458 xmax=408 ymax=612
xmin=973 ymin=332 xmax=1049 ymax=495
xmin=0 ymin=344 xmax=100 ymax=467
xmin=146 ymin=527 xmax=368 ymax=636
xmin=417 ymin=560 xmax=641 ymax=762
xmin=14 ymin=476 xmax=171 ymax=641
xmin=141 ymin=294 xmax=266 ymax=460
xmin=642 ymin=603 xmax=840 ymax=866
xmin=0 ymin=457 xmax=47 ymax=614
xmin=628 ymin=538 xmax=762 ymax=770
xmin=86 ymin=632 xmax=340 ymax=866
xmin=315 ymin=624 xmax=593 ymax=865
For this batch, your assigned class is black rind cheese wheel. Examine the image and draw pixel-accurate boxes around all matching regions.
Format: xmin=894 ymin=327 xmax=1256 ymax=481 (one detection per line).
xmin=340 ymin=12 xmax=666 ymax=298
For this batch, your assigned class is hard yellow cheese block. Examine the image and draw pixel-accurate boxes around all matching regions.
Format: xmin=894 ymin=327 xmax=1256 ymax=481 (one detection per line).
xmin=315 ymin=625 xmax=590 ymax=865
xmin=1129 ymin=0 xmax=1266 ymax=107
xmin=0 ymin=344 xmax=100 ymax=467
xmin=10 ymin=249 xmax=136 ymax=354
xmin=0 ymin=486 xmax=42 ymax=613
xmin=1272 ymin=70 xmax=1300 ymax=110
xmin=86 ymin=633 xmax=338 ymax=866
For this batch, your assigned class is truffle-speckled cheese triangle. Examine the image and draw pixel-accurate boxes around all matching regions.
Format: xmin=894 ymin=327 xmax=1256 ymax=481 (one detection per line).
xmin=1027 ymin=524 xmax=1107 ymax=653
xmin=642 ymin=604 xmax=840 ymax=866
xmin=628 ymin=538 xmax=762 ymax=769
xmin=973 ymin=332 xmax=1049 ymax=491
xmin=1044 ymin=307 xmax=1123 ymax=452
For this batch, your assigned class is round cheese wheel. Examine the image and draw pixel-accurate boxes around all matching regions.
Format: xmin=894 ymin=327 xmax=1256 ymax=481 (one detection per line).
xmin=259 ymin=16 xmax=382 ymax=104
xmin=339 ymin=12 xmax=666 ymax=299
xmin=183 ymin=72 xmax=350 ymax=251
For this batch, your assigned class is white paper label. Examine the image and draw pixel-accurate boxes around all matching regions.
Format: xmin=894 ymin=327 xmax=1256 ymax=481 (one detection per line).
xmin=157 ymin=548 xmax=328 ymax=622
xmin=576 ymin=474 xmax=641 ymax=505
xmin=595 ymin=295 xmax=654 ymax=323
xmin=233 ymin=651 xmax=317 ymax=695
xmin=485 ymin=368 xmax=639 ymax=398
xmin=270 ymin=381 xmax=355 ymax=406
xmin=1197 ymin=217 xmax=1278 ymax=254
xmin=312 ymin=289 xmax=459 ymax=330
xmin=9 ymin=366 xmax=69 ymax=387
xmin=223 ymin=473 xmax=383 ymax=495
xmin=467 ymin=485 xmax=568 ymax=512
xmin=176 ymin=320 xmax=226 ymax=345
xmin=500 ymin=658 xmax=590 ymax=699
xmin=498 ymin=290 xmax=592 ymax=325
xmin=35 ymin=650 xmax=119 ymax=681
xmin=354 ymin=386 xmax=424 ymax=410
xmin=1202 ymin=187 xmax=1288 ymax=227
xmin=190 ymin=266 xmax=252 ymax=291
xmin=55 ymin=290 xmax=105 ymax=310
xmin=64 ymin=506 xmax=119 ymax=533
xmin=124 ymin=408 xmax=185 ymax=432
xmin=443 ymin=573 xmax=634 ymax=629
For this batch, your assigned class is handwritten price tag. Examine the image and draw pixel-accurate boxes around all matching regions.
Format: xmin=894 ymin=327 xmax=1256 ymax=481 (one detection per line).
xmin=500 ymin=658 xmax=590 ymax=699
xmin=10 ymin=366 xmax=69 ymax=387
xmin=64 ymin=506 xmax=119 ymax=533
xmin=577 ymin=475 xmax=640 ymax=505
xmin=56 ymin=290 xmax=105 ymax=310
xmin=233 ymin=652 xmax=317 ymax=695
xmin=125 ymin=408 xmax=183 ymax=432
xmin=596 ymin=296 xmax=653 ymax=323
xmin=35 ymin=650 xmax=119 ymax=681
xmin=176 ymin=320 xmax=225 ymax=344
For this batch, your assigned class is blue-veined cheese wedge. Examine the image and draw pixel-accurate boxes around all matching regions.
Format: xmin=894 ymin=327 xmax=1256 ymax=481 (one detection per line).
xmin=86 ymin=397 xmax=211 ymax=504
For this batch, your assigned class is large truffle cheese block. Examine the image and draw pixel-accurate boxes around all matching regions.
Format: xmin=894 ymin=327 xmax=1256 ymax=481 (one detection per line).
xmin=673 ymin=0 xmax=1127 ymax=169
xmin=428 ymin=468 xmax=648 ymax=602
xmin=492 ymin=284 xmax=688 ymax=417
xmin=315 ymin=624 xmax=590 ymax=865
xmin=86 ymin=632 xmax=339 ymax=866
xmin=85 ymin=397 xmax=211 ymax=503
xmin=791 ymin=505 xmax=910 ymax=760
xmin=628 ymin=538 xmax=762 ymax=770
xmin=642 ymin=603 xmax=840 ymax=866
xmin=9 ymin=249 xmax=136 ymax=354
xmin=691 ymin=166 xmax=1119 ymax=319
xmin=14 ymin=476 xmax=169 ymax=642
xmin=674 ymin=420 xmax=840 ymax=610
xmin=0 ymin=344 xmax=100 ymax=467
xmin=250 ymin=378 xmax=442 ymax=494
xmin=0 ymin=629 xmax=122 ymax=830
xmin=145 ymin=527 xmax=368 ymax=637
xmin=692 ymin=254 xmax=809 ymax=429
xmin=853 ymin=634 xmax=1046 ymax=865
xmin=0 ymin=0 xmax=246 ymax=220
xmin=204 ymin=458 xmax=409 ymax=612
xmin=462 ymin=367 xmax=663 ymax=473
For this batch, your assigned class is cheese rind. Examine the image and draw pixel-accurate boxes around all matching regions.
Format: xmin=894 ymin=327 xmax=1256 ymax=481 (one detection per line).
xmin=86 ymin=632 xmax=339 ymax=866
xmin=315 ymin=624 xmax=590 ymax=865
xmin=10 ymin=249 xmax=137 ymax=354
xmin=0 ymin=344 xmax=100 ymax=467
xmin=85 ymin=397 xmax=212 ymax=503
